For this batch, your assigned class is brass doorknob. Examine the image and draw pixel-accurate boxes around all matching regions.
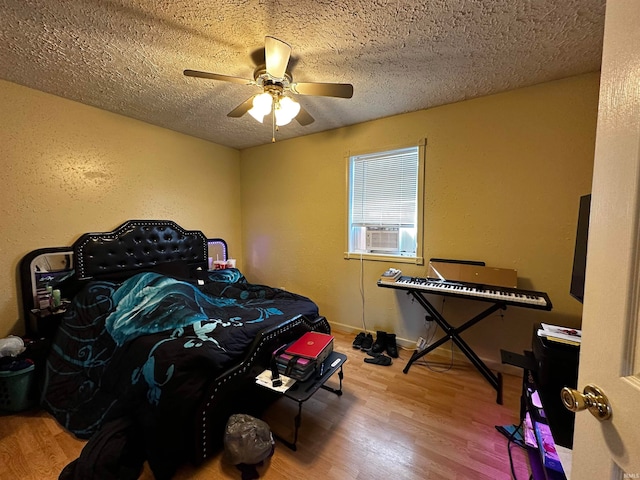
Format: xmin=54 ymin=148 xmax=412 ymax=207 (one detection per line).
xmin=561 ymin=384 xmax=612 ymax=420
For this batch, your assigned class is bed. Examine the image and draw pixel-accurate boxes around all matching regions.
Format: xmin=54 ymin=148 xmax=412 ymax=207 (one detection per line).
xmin=18 ymin=220 xmax=330 ymax=479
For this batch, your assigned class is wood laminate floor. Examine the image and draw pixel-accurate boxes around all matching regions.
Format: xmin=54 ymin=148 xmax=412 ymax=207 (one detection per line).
xmin=0 ymin=329 xmax=531 ymax=479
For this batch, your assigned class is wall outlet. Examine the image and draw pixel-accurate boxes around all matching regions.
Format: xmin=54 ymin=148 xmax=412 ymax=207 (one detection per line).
xmin=416 ymin=336 xmax=427 ymax=352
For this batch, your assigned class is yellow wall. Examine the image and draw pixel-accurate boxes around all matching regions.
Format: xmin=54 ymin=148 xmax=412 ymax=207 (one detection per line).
xmin=0 ymin=80 xmax=242 ymax=337
xmin=1 ymin=73 xmax=599 ymax=369
xmin=240 ymin=73 xmax=599 ymax=366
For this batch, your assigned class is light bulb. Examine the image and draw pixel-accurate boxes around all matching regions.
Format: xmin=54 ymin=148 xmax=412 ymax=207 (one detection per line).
xmin=275 ymin=96 xmax=300 ymax=126
xmin=280 ymin=96 xmax=300 ymax=118
xmin=253 ymin=93 xmax=273 ymax=114
xmin=248 ymin=92 xmax=273 ymax=123
xmin=274 ymin=109 xmax=290 ymax=126
xmin=248 ymin=108 xmax=265 ymax=123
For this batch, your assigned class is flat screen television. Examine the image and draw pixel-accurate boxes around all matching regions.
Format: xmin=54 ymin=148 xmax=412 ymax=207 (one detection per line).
xmin=570 ymin=194 xmax=591 ymax=303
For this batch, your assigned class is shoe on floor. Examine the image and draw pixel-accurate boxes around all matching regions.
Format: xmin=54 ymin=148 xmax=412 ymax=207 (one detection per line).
xmin=352 ymin=332 xmax=366 ymax=349
xmin=385 ymin=333 xmax=398 ymax=358
xmin=360 ymin=333 xmax=373 ymax=351
xmin=370 ymin=331 xmax=387 ymax=354
xmin=364 ymin=354 xmax=392 ymax=366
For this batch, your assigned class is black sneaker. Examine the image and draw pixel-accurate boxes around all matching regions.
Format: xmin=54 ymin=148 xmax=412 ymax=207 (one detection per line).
xmin=360 ymin=333 xmax=373 ymax=351
xmin=352 ymin=332 xmax=366 ymax=349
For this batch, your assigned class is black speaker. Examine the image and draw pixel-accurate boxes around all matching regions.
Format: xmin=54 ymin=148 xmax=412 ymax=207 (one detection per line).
xmin=532 ymin=327 xmax=579 ymax=449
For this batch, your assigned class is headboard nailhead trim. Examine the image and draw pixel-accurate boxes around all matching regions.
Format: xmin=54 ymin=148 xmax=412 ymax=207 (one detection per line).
xmin=74 ymin=220 xmax=208 ymax=279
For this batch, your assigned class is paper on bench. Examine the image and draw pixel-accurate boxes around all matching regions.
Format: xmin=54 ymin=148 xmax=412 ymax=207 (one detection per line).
xmin=255 ymin=369 xmax=296 ymax=393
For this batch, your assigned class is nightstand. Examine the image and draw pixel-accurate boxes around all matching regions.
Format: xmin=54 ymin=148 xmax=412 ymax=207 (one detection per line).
xmin=26 ymin=308 xmax=66 ymax=340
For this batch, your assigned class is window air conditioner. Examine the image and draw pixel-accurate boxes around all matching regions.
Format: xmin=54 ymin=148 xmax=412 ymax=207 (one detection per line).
xmin=365 ymin=227 xmax=399 ymax=252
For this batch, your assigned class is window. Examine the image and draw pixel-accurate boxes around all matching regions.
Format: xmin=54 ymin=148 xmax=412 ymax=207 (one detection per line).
xmin=346 ymin=140 xmax=425 ymax=263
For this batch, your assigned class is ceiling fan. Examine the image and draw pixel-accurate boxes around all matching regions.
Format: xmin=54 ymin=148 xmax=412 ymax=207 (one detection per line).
xmin=184 ymin=36 xmax=354 ymax=137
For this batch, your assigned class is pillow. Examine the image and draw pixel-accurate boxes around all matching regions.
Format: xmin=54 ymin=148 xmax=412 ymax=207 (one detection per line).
xmin=206 ymin=268 xmax=246 ymax=284
xmin=92 ymin=260 xmax=192 ymax=283
xmin=153 ymin=260 xmax=192 ymax=280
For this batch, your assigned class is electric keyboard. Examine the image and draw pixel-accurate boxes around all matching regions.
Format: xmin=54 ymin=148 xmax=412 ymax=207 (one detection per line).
xmin=379 ymin=275 xmax=552 ymax=311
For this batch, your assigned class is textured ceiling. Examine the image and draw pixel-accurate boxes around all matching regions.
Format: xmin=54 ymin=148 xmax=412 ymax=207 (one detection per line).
xmin=0 ymin=0 xmax=606 ymax=150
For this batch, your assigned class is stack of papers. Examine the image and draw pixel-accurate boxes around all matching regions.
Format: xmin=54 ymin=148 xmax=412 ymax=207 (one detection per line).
xmin=255 ymin=369 xmax=296 ymax=393
xmin=537 ymin=323 xmax=581 ymax=346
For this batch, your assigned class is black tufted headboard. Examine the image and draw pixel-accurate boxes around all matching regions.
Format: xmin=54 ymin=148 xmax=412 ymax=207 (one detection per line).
xmin=73 ymin=220 xmax=209 ymax=280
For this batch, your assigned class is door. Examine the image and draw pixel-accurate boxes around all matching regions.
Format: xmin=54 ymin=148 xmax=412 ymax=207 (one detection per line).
xmin=571 ymin=1 xmax=640 ymax=478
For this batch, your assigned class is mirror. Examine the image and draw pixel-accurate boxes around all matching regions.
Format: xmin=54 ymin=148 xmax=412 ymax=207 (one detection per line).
xmin=32 ymin=252 xmax=71 ymax=273
xmin=19 ymin=247 xmax=74 ymax=318
xmin=31 ymin=252 xmax=74 ymax=309
xmin=207 ymin=239 xmax=228 ymax=269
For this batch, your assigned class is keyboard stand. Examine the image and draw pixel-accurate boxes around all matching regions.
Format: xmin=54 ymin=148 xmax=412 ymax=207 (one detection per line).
xmin=402 ymin=289 xmax=505 ymax=404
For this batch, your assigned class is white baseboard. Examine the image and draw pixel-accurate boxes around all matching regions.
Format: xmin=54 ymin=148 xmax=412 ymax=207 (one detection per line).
xmin=330 ymin=321 xmax=523 ymax=377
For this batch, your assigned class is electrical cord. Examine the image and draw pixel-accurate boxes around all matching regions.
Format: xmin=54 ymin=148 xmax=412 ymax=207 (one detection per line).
xmin=505 ymin=417 xmax=531 ymax=480
xmin=359 ymin=253 xmax=368 ymax=332
xmin=414 ymin=297 xmax=506 ymax=373
xmin=413 ymin=297 xmax=454 ymax=373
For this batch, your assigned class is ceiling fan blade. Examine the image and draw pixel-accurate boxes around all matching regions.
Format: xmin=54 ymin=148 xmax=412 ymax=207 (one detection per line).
xmin=291 ymin=82 xmax=354 ymax=99
xmin=184 ymin=69 xmax=253 ymax=85
xmin=295 ymin=105 xmax=315 ymax=126
xmin=264 ymin=36 xmax=291 ymax=79
xmin=227 ymin=95 xmax=256 ymax=118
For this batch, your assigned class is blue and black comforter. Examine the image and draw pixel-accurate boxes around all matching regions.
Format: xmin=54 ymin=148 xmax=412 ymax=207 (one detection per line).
xmin=43 ymin=269 xmax=318 ymax=478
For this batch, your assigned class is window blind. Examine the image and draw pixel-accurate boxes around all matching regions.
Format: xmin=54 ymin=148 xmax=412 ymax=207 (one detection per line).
xmin=350 ymin=147 xmax=418 ymax=226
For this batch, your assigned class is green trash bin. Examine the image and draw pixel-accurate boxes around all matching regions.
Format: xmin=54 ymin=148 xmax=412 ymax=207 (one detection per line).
xmin=0 ymin=363 xmax=35 ymax=412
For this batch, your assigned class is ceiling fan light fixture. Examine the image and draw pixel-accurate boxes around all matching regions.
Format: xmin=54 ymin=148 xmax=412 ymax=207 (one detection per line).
xmin=275 ymin=96 xmax=301 ymax=126
xmin=185 ymin=36 xmax=352 ymax=132
xmin=248 ymin=108 xmax=265 ymax=123
xmin=248 ymin=92 xmax=273 ymax=122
